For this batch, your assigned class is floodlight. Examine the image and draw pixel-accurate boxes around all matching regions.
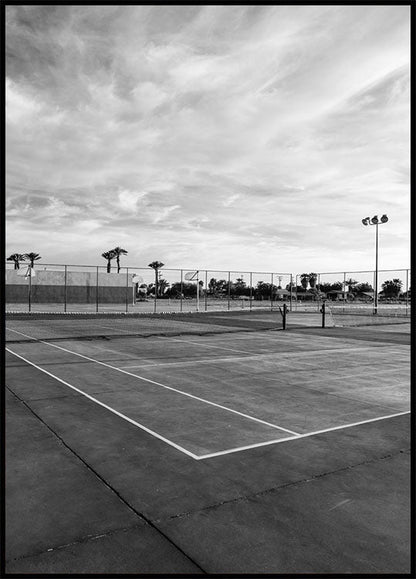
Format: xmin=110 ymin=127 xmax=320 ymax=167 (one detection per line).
xmin=361 ymin=212 xmax=389 ymax=315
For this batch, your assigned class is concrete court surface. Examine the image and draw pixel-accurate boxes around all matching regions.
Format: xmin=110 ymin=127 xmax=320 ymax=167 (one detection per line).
xmin=5 ymin=322 xmax=411 ymax=574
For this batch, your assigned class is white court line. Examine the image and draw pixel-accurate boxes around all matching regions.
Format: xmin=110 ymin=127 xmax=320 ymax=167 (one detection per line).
xmin=7 ymin=328 xmax=409 ymax=460
xmin=6 ymin=329 xmax=299 ymax=436
xmin=157 ymin=335 xmax=255 ymax=355
xmin=196 ymin=410 xmax=411 ymax=460
xmin=6 ymin=348 xmax=200 ymax=460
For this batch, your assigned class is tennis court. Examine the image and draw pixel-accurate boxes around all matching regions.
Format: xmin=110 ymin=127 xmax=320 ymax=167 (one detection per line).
xmin=5 ymin=310 xmax=411 ymax=573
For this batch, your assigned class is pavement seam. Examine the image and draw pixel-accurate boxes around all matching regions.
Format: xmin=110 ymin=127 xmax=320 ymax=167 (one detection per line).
xmin=5 ymin=522 xmax=146 ymax=564
xmin=166 ymin=449 xmax=410 ymax=521
xmin=6 ymin=386 xmax=208 ymax=574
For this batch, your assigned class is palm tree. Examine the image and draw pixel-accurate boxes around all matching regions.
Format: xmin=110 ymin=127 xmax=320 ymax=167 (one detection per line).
xmin=24 ymin=252 xmax=42 ymax=268
xmin=112 ymin=246 xmax=128 ymax=273
xmin=102 ymin=250 xmax=116 ymax=273
xmin=308 ymin=273 xmax=318 ymax=289
xmin=148 ymin=261 xmax=165 ymax=297
xmin=345 ymin=278 xmax=358 ymax=293
xmin=7 ymin=253 xmax=26 ymax=270
xmin=300 ymin=273 xmax=310 ymax=290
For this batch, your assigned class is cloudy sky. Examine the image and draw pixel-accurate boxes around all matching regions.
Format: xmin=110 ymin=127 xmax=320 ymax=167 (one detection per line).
xmin=6 ymin=5 xmax=410 ymax=274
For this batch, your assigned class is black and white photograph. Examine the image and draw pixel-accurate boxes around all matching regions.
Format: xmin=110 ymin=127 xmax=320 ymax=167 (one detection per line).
xmin=4 ymin=3 xmax=411 ymax=575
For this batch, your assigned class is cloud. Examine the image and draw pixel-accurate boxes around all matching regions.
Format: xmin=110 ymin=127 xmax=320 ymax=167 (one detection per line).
xmin=5 ymin=5 xmax=410 ymax=272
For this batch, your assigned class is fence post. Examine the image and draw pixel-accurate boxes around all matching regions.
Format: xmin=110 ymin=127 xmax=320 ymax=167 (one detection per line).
xmin=204 ymin=270 xmax=208 ymax=311
xmin=96 ymin=267 xmax=99 ymax=313
xmin=125 ymin=268 xmax=129 ymax=313
xmin=180 ymin=270 xmax=183 ymax=312
xmin=64 ymin=265 xmax=67 ymax=312
xmin=289 ymin=274 xmax=293 ymax=312
xmin=270 ymin=273 xmax=273 ymax=310
xmin=343 ymin=272 xmax=346 ymax=309
xmin=228 ymin=272 xmax=231 ymax=310
xmin=282 ymin=303 xmax=287 ymax=330
xmin=406 ymin=269 xmax=409 ymax=314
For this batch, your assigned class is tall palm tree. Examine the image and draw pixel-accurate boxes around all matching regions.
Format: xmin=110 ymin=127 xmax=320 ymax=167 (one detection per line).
xmin=24 ymin=252 xmax=42 ymax=268
xmin=102 ymin=250 xmax=116 ymax=273
xmin=148 ymin=261 xmax=165 ymax=297
xmin=112 ymin=247 xmax=128 ymax=273
xmin=7 ymin=253 xmax=26 ymax=270
xmin=300 ymin=273 xmax=310 ymax=290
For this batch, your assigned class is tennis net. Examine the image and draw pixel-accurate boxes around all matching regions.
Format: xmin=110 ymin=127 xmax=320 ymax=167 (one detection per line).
xmin=6 ymin=308 xmax=285 ymax=343
xmin=325 ymin=303 xmax=410 ymax=327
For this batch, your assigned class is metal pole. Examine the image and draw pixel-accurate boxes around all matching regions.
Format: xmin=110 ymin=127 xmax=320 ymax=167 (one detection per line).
xmin=154 ymin=269 xmax=157 ymax=314
xmin=250 ymin=272 xmax=253 ymax=311
xmin=227 ymin=271 xmax=231 ymax=310
xmin=96 ymin=266 xmax=99 ymax=313
xmin=270 ymin=273 xmax=273 ymax=310
xmin=289 ymin=274 xmax=293 ymax=312
xmin=28 ymin=267 xmax=32 ymax=313
xmin=282 ymin=303 xmax=287 ymax=330
xmin=374 ymin=223 xmax=379 ymax=314
xmin=343 ymin=272 xmax=346 ymax=309
xmin=125 ymin=268 xmax=129 ymax=313
xmin=180 ymin=270 xmax=183 ymax=312
xmin=204 ymin=270 xmax=208 ymax=311
xmin=321 ymin=301 xmax=326 ymax=328
xmin=405 ymin=269 xmax=409 ymax=314
xmin=64 ymin=265 xmax=67 ymax=312
xmin=196 ymin=270 xmax=199 ymax=312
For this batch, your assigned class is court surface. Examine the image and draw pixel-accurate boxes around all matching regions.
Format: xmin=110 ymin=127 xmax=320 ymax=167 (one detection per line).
xmin=5 ymin=319 xmax=411 ymax=573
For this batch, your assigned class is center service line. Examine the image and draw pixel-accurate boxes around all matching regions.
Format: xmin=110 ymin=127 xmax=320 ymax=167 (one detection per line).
xmin=6 ymin=328 xmax=300 ymax=436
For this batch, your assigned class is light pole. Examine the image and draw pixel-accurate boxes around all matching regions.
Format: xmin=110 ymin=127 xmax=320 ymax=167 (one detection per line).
xmin=362 ymin=214 xmax=388 ymax=314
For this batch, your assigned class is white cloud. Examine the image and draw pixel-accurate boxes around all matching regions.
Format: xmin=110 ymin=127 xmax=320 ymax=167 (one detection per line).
xmin=5 ymin=5 xmax=410 ymax=272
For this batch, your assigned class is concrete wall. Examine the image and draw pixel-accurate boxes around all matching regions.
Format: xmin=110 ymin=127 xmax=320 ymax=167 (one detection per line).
xmin=6 ymin=269 xmax=134 ymax=304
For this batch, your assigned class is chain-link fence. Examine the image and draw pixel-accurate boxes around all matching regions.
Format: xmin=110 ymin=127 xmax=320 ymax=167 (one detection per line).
xmin=5 ymin=262 xmax=295 ymax=315
xmin=5 ymin=262 xmax=410 ymax=316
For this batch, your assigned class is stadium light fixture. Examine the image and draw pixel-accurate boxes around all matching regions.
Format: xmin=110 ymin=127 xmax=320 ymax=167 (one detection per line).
xmin=361 ymin=214 xmax=388 ymax=314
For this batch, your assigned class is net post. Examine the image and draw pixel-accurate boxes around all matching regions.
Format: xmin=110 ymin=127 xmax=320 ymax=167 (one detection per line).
xmin=125 ymin=268 xmax=129 ymax=314
xmin=321 ymin=301 xmax=326 ymax=328
xmin=282 ymin=302 xmax=287 ymax=330
xmin=64 ymin=265 xmax=67 ymax=313
xmin=96 ymin=267 xmax=99 ymax=313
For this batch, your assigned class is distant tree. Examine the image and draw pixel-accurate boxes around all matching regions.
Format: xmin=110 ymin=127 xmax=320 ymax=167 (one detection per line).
xmin=300 ymin=273 xmax=310 ymax=290
xmin=308 ymin=273 xmax=317 ymax=289
xmin=345 ymin=278 xmax=358 ymax=293
xmin=148 ymin=261 xmax=165 ymax=297
xmin=24 ymin=252 xmax=41 ymax=268
xmin=381 ymin=279 xmax=403 ymax=298
xmin=7 ymin=253 xmax=26 ymax=270
xmin=157 ymin=277 xmax=170 ymax=297
xmin=207 ymin=278 xmax=228 ymax=296
xmin=102 ymin=250 xmax=116 ymax=273
xmin=112 ymin=246 xmax=128 ymax=273
xmin=355 ymin=282 xmax=373 ymax=294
